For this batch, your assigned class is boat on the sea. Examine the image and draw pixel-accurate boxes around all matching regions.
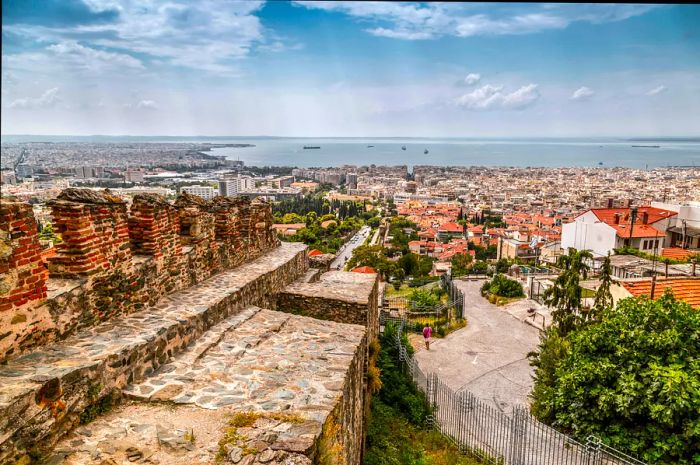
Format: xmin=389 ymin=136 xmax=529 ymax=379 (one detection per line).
xmin=424 ymin=149 xmax=429 ymax=154
xmin=401 ymin=145 xmax=406 ymax=151
xmin=367 ymin=145 xmax=374 ymax=148
xmin=598 ymin=162 xmax=604 ymax=165
xmin=303 ymin=146 xmax=321 ymax=149
xmin=631 ymin=145 xmax=660 ymax=148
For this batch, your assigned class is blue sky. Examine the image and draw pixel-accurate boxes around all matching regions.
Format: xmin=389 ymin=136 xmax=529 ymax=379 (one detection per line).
xmin=2 ymin=1 xmax=699 ymax=136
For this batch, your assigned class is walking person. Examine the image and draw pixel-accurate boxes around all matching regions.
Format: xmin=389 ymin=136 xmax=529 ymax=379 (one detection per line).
xmin=422 ymin=324 xmax=432 ymax=350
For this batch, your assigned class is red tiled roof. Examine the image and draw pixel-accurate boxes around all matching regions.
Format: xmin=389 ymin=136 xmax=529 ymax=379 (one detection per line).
xmin=661 ymin=247 xmax=697 ymax=261
xmin=308 ymin=249 xmax=324 ymax=257
xmin=588 ymin=207 xmax=676 ymax=225
xmin=610 ymin=223 xmax=665 ymax=239
xmin=438 ymin=222 xmax=463 ymax=233
xmin=351 ymin=266 xmax=377 ymax=274
xmin=621 ymin=278 xmax=700 ymax=308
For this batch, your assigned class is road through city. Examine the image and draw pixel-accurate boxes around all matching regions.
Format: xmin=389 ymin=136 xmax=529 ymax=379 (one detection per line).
xmin=330 ymin=225 xmax=371 ymax=270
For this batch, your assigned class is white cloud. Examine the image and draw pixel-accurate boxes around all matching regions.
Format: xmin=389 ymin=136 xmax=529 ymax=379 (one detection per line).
xmin=464 ymin=73 xmax=481 ymax=85
xmin=571 ymin=86 xmax=595 ymax=100
xmin=136 ymin=100 xmax=158 ymax=110
xmin=456 ymin=83 xmax=540 ymax=110
xmin=294 ymin=2 xmax=657 ymax=40
xmin=8 ymin=88 xmax=61 ymax=109
xmin=6 ymin=1 xmax=266 ymax=75
xmin=47 ymin=41 xmax=144 ymax=71
xmin=647 ymin=85 xmax=667 ymax=96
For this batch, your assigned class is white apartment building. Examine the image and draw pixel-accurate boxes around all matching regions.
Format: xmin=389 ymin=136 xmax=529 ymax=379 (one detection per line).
xmin=561 ymin=206 xmax=676 ymax=258
xmin=181 ymin=185 xmax=217 ymax=200
xmin=218 ymin=176 xmax=255 ymax=197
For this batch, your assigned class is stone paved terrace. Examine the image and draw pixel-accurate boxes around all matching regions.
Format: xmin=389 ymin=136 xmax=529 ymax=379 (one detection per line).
xmin=0 ymin=242 xmax=308 ymax=463
xmin=49 ymin=307 xmax=367 ymax=465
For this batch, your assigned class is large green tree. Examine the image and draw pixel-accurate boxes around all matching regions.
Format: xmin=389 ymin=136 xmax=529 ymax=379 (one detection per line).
xmin=532 ymin=292 xmax=700 ymax=465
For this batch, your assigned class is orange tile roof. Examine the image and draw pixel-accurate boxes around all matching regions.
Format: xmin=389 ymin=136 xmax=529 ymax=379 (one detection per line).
xmin=661 ymin=247 xmax=697 ymax=261
xmin=588 ymin=207 xmax=676 ymax=225
xmin=621 ymin=278 xmax=700 ymax=308
xmin=438 ymin=222 xmax=462 ymax=233
xmin=308 ymin=249 xmax=324 ymax=257
xmin=351 ymin=266 xmax=377 ymax=274
xmin=610 ymin=223 xmax=665 ymax=239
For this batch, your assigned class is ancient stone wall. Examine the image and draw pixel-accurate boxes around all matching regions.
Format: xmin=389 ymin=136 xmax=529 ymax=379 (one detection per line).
xmin=0 ymin=243 xmax=308 ymax=464
xmin=0 ymin=198 xmax=48 ymax=315
xmin=0 ymin=189 xmax=281 ymax=362
xmin=315 ymin=334 xmax=368 ymax=465
xmin=275 ymin=271 xmax=379 ymax=342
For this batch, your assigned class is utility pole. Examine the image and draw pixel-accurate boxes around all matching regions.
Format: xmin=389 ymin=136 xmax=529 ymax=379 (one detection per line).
xmin=628 ymin=206 xmax=638 ymax=248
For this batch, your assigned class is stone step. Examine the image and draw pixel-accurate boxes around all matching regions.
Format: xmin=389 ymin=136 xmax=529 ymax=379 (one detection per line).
xmin=0 ymin=242 xmax=307 ymax=463
xmin=122 ymin=305 xmax=261 ymax=402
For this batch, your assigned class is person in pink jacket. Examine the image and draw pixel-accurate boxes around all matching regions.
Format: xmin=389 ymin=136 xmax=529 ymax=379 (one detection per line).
xmin=422 ymin=324 xmax=432 ymax=350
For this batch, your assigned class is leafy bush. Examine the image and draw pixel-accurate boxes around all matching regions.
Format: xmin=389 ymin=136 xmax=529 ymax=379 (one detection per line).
xmin=481 ymin=274 xmax=524 ymax=298
xmin=530 ymin=292 xmax=700 ymax=464
xmin=408 ymin=288 xmax=443 ymax=309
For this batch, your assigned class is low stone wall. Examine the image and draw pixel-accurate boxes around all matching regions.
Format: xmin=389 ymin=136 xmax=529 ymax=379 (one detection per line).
xmin=315 ymin=333 xmax=368 ymax=465
xmin=275 ymin=271 xmax=379 ymax=342
xmin=0 ymin=243 xmax=307 ymax=464
xmin=308 ymin=253 xmax=335 ymax=271
xmin=0 ymin=189 xmax=280 ymax=362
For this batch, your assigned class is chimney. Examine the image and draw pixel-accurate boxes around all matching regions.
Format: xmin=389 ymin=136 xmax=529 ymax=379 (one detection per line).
xmin=641 ymin=211 xmax=649 ymax=224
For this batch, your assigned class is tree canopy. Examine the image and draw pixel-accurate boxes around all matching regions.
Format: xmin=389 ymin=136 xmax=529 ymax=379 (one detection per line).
xmin=532 ymin=292 xmax=700 ymax=465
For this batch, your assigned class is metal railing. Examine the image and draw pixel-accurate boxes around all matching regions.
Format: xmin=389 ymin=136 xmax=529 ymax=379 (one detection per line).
xmin=390 ymin=322 xmax=647 ymax=465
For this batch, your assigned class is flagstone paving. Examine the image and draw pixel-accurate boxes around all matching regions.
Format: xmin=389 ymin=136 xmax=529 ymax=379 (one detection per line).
xmin=49 ymin=308 xmax=366 ymax=465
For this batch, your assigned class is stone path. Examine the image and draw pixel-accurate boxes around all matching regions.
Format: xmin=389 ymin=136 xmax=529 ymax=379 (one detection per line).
xmin=51 ymin=308 xmax=366 ymax=464
xmin=415 ymin=280 xmax=540 ymax=414
xmin=123 ymin=307 xmax=365 ymax=422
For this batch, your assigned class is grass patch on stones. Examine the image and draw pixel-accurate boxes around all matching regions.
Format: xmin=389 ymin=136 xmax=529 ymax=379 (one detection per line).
xmin=216 ymin=410 xmax=306 ymax=463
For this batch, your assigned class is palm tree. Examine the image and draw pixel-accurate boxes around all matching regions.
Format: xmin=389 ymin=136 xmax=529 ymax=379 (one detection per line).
xmin=543 ymin=248 xmax=593 ymax=335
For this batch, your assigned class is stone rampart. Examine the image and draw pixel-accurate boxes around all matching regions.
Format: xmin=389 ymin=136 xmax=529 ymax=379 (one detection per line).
xmin=275 ymin=271 xmax=379 ymax=342
xmin=0 ymin=243 xmax=308 ymax=463
xmin=0 ymin=198 xmax=48 ymax=315
xmin=0 ymin=189 xmax=281 ymax=362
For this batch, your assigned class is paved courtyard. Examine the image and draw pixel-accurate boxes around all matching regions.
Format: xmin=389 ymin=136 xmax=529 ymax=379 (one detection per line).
xmin=414 ymin=279 xmax=542 ymax=414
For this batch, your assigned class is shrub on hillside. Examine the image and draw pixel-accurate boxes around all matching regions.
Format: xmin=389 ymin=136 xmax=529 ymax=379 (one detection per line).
xmin=480 ymin=273 xmax=524 ymax=298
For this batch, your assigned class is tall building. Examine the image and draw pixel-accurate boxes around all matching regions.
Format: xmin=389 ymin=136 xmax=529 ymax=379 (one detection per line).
xmin=15 ymin=164 xmax=33 ymax=179
xmin=181 ymin=185 xmax=217 ymax=200
xmin=125 ymin=169 xmax=145 ymax=182
xmin=219 ymin=176 xmax=255 ymax=197
xmin=346 ymin=173 xmax=358 ymax=189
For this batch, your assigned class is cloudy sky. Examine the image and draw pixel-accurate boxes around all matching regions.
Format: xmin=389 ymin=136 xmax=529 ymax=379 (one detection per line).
xmin=2 ymin=1 xmax=699 ymax=137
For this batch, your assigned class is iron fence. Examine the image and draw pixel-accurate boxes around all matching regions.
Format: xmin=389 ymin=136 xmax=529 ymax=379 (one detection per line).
xmin=390 ymin=322 xmax=647 ymax=465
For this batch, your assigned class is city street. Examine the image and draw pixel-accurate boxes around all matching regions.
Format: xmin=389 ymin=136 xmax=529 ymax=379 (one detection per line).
xmin=415 ymin=279 xmax=541 ymax=414
xmin=330 ymin=225 xmax=371 ymax=270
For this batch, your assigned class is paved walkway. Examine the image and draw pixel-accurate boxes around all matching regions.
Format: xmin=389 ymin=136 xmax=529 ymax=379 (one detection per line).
xmin=414 ymin=280 xmax=541 ymax=414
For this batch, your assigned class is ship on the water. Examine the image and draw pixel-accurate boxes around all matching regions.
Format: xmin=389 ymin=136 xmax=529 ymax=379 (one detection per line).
xmin=303 ymin=146 xmax=321 ymax=149
xmin=631 ymin=145 xmax=661 ymax=148
xmin=424 ymin=149 xmax=429 ymax=154
xmin=401 ymin=145 xmax=406 ymax=150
